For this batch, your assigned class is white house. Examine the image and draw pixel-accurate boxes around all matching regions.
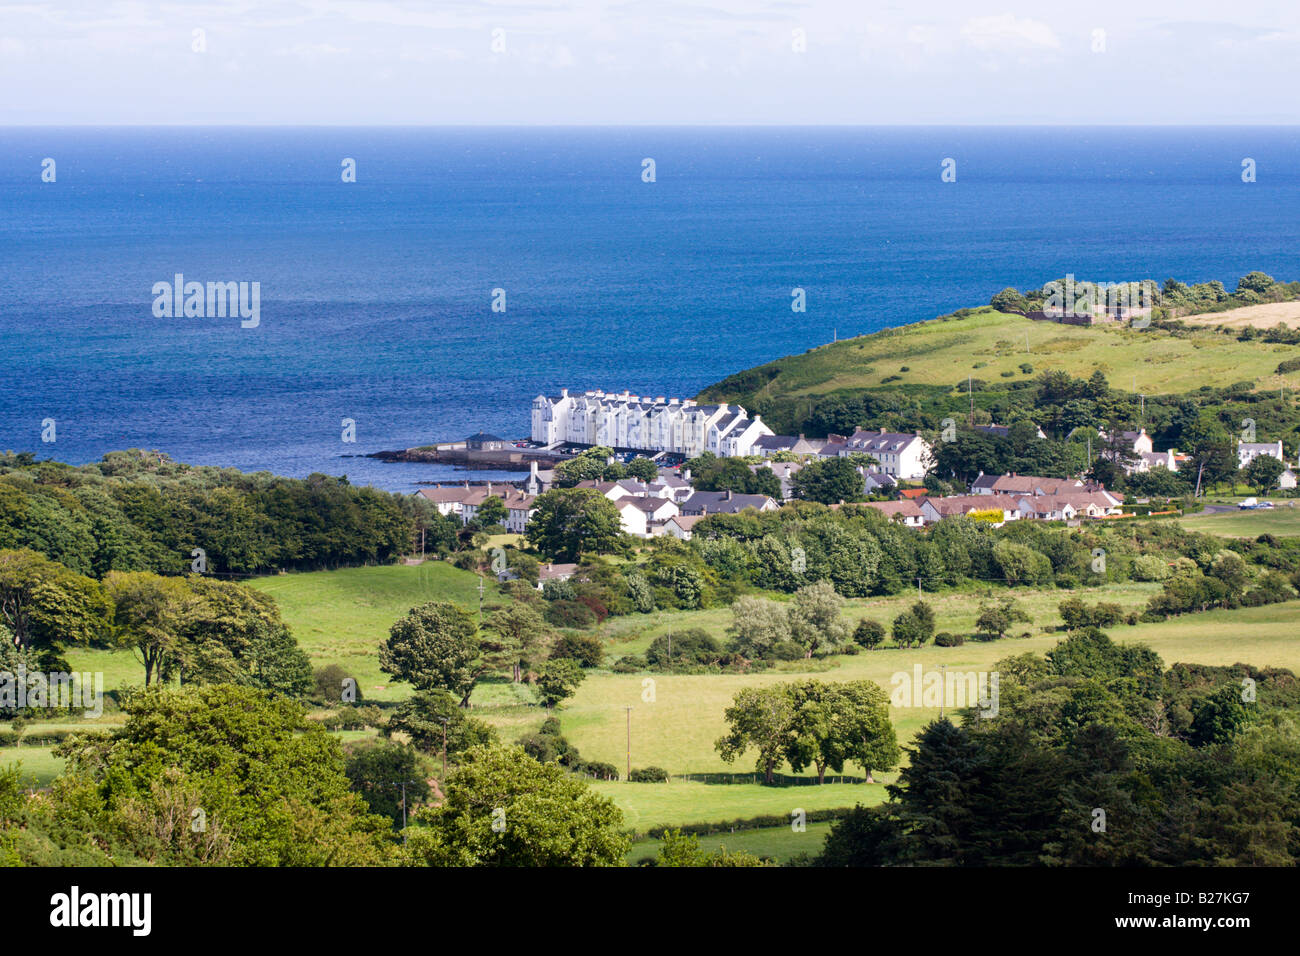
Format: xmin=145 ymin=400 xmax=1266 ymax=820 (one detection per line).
xmin=1239 ymin=440 xmax=1285 ymax=469
xmin=662 ymin=514 xmax=706 ymax=541
xmin=842 ymin=429 xmax=933 ymax=480
xmin=612 ymin=499 xmax=649 ymax=537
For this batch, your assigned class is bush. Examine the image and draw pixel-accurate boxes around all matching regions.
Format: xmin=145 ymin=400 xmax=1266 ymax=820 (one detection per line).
xmin=545 ymin=600 xmax=597 ymax=629
xmin=10 ymin=717 xmax=28 ymax=734
xmin=550 ymin=633 xmax=605 ymax=667
xmin=769 ymin=641 xmax=806 ymax=661
xmin=313 ymin=664 xmax=362 ymax=704
xmin=1130 ymin=555 xmax=1171 ymax=582
xmin=612 ymin=655 xmax=647 ymax=673
xmin=0 ymin=730 xmax=18 ymax=746
xmin=574 ymin=760 xmax=619 ymax=781
xmin=646 ymin=628 xmax=723 ymax=667
xmin=934 ymin=632 xmax=965 ymax=647
xmin=629 ymin=766 xmax=669 ymax=783
xmin=853 ymin=619 xmax=886 ymax=650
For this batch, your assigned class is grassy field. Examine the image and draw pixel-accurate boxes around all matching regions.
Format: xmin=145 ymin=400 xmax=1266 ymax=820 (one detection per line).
xmin=592 ymin=779 xmax=885 ymax=834
xmin=702 ymin=307 xmax=1300 ymax=407
xmin=246 ymin=562 xmax=490 ymax=701
xmin=1181 ymin=301 xmax=1300 ymax=329
xmin=627 ymin=821 xmax=835 ymax=865
xmin=1177 ymin=504 xmax=1300 ymax=537
xmin=0 ymin=747 xmax=66 ymax=787
xmin=42 ymin=563 xmax=1300 ymax=832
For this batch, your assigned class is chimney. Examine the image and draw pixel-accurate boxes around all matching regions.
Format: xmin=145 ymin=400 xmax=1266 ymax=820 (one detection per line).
xmin=879 ymin=427 xmax=886 ymax=434
xmin=560 ymin=388 xmax=568 ymax=398
xmin=530 ymin=460 xmax=538 ymax=477
xmin=683 ymin=468 xmax=691 ymax=481
xmin=725 ymin=489 xmax=733 ymax=500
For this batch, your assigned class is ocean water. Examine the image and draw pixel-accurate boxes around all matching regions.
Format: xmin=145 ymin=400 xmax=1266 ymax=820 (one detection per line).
xmin=2 ymin=126 xmax=1298 ymax=492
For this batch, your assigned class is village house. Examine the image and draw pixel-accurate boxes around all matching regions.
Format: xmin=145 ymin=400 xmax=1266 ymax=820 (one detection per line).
xmin=524 ymin=460 xmax=555 ymax=496
xmin=862 ymin=499 xmax=925 ymax=527
xmin=679 ymin=489 xmax=779 ymax=516
xmin=918 ymin=494 xmax=1022 ymax=525
xmin=861 ymin=469 xmax=898 ymax=496
xmin=1238 ymin=439 xmax=1285 ymax=469
xmin=752 ymin=434 xmax=826 ymax=458
xmin=1014 ymin=491 xmax=1123 ymax=521
xmin=416 ymin=483 xmax=537 ymax=533
xmin=537 ymin=562 xmax=578 ymax=590
xmin=973 ymin=423 xmax=1048 ymax=440
xmin=971 ymin=473 xmax=1085 ymax=496
xmin=752 ymin=460 xmax=802 ymax=500
xmin=661 ymin=514 xmax=706 ymax=541
xmin=841 ymin=429 xmax=934 ymax=480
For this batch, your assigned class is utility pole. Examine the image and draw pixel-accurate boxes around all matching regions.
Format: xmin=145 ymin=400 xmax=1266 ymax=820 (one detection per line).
xmin=939 ymin=664 xmax=947 ymax=719
xmin=439 ymin=717 xmax=449 ymax=779
xmin=393 ymin=780 xmax=418 ymax=843
xmin=625 ymin=706 xmax=632 ymax=782
xmin=968 ymin=375 xmax=974 ymax=426
xmin=476 ymin=575 xmax=485 ymax=626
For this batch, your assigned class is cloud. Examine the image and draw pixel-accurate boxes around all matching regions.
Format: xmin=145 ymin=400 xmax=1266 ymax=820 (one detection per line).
xmin=961 ymin=14 xmax=1060 ymax=51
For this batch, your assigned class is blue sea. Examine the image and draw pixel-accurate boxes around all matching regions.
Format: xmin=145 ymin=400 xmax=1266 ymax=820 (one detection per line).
xmin=2 ymin=126 xmax=1299 ymax=492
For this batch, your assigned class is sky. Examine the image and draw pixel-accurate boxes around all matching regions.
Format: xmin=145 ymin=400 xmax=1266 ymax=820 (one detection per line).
xmin=0 ymin=0 xmax=1297 ymax=124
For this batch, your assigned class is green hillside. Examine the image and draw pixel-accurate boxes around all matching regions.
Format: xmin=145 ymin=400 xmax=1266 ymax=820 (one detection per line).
xmin=699 ymin=307 xmax=1300 ymax=433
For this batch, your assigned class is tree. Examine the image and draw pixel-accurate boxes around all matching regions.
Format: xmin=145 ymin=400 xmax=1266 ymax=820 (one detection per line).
xmin=380 ymin=601 xmax=481 ymax=706
xmin=715 ymin=685 xmax=795 ymax=783
xmin=344 ymin=739 xmax=432 ymax=829
xmin=791 ymin=457 xmax=865 ymax=505
xmin=1244 ymin=453 xmax=1286 ymax=495
xmin=626 ymin=457 xmax=660 ymax=483
xmin=0 ymin=548 xmax=111 ymax=668
xmin=535 ymin=658 xmax=585 ymax=707
xmin=892 ymin=601 xmax=934 ymax=648
xmin=525 ymin=488 xmax=629 ymax=562
xmin=990 ymin=287 xmax=1029 ymax=314
xmin=386 ymin=689 xmax=497 ymax=755
xmin=655 ymin=828 xmax=774 ymax=867
xmin=60 ymin=684 xmax=392 ymax=865
xmin=853 ymin=618 xmax=886 ymax=650
xmin=473 ymin=495 xmax=507 ymax=529
xmin=788 ymin=580 xmax=849 ymax=656
xmin=784 ymin=681 xmax=842 ymax=784
xmin=726 ymin=596 xmax=792 ymax=659
xmin=179 ymin=576 xmax=313 ymax=696
xmin=975 ymin=597 xmax=1031 ymax=639
xmin=832 ymin=681 xmax=900 ymax=783
xmin=103 ymin=570 xmax=194 ymax=686
xmin=486 ymin=602 xmax=548 ymax=682
xmin=553 ymin=447 xmax=617 ymax=487
xmin=403 ymin=744 xmax=628 ymax=866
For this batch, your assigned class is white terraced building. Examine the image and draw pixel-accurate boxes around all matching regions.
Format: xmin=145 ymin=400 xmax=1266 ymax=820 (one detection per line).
xmin=530 ymin=389 xmax=774 ymax=458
